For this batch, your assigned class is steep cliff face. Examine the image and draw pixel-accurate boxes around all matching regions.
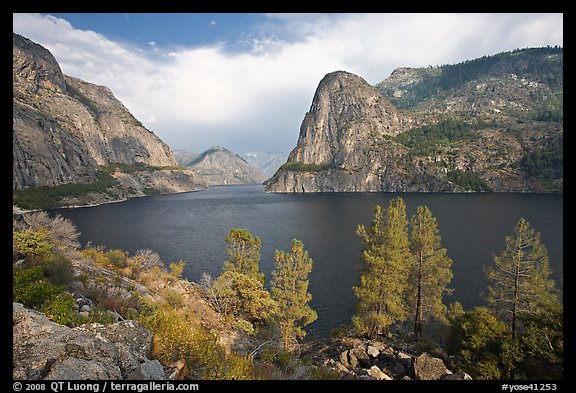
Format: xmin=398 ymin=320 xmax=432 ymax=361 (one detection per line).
xmin=13 ymin=33 xmax=207 ymax=208
xmin=187 ymin=146 xmax=267 ymax=185
xmin=265 ymin=71 xmax=451 ymax=192
xmin=266 ymin=48 xmax=563 ymax=193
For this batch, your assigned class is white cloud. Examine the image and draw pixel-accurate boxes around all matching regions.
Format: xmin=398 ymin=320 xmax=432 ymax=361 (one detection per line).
xmin=13 ymin=13 xmax=563 ymax=153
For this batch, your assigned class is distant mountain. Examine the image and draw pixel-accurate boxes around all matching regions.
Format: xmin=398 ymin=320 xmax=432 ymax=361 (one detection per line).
xmin=172 ymin=149 xmax=200 ymax=167
xmin=266 ymin=47 xmax=562 ymax=193
xmin=13 ymin=33 xmax=207 ymax=209
xmin=186 ymin=146 xmax=268 ymax=186
xmin=240 ymin=152 xmax=289 ymax=177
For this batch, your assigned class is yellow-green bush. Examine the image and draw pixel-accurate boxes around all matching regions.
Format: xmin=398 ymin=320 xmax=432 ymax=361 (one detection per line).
xmin=138 ymin=305 xmax=254 ymax=380
xmin=13 ymin=228 xmax=52 ymax=263
xmin=42 ymin=293 xmax=78 ymax=326
xmin=13 ymin=265 xmax=64 ymax=308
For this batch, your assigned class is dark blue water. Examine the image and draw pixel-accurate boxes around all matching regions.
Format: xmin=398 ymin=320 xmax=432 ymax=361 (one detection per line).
xmin=52 ymin=185 xmax=563 ymax=338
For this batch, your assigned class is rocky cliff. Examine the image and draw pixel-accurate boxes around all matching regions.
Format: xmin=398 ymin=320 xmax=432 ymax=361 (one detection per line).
xmin=266 ymin=48 xmax=563 ymax=193
xmin=13 ymin=302 xmax=164 ymax=380
xmin=186 ymin=145 xmax=267 ymax=186
xmin=265 ymin=71 xmax=452 ymax=192
xmin=13 ymin=33 xmax=206 ymax=208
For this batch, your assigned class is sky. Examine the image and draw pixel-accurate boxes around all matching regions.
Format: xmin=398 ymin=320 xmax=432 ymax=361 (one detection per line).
xmin=13 ymin=13 xmax=563 ymax=154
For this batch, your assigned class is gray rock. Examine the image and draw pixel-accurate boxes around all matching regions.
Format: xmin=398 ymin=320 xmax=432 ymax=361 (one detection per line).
xmin=395 ymin=351 xmax=412 ymax=367
xmin=351 ymin=347 xmax=371 ymax=367
xmin=390 ymin=361 xmax=407 ymax=378
xmin=78 ymin=311 xmax=90 ymax=318
xmin=347 ymin=350 xmax=359 ymax=369
xmin=342 ymin=372 xmax=356 ymax=380
xmin=378 ymin=346 xmax=396 ymax=362
xmin=333 ymin=361 xmax=349 ymax=374
xmin=442 ymin=372 xmax=473 ymax=380
xmin=368 ymin=341 xmax=387 ymax=352
xmin=413 ymin=352 xmax=451 ymax=380
xmin=80 ymin=304 xmax=91 ymax=313
xmin=127 ymin=360 xmax=165 ymax=380
xmin=366 ymin=345 xmax=380 ymax=358
xmin=13 ymin=302 xmax=158 ymax=380
xmin=367 ymin=366 xmax=392 ymax=380
xmin=339 ymin=351 xmax=351 ymax=369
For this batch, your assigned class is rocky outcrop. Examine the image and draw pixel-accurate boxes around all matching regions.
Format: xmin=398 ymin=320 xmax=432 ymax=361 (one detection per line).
xmin=186 ymin=145 xmax=267 ymax=186
xmin=266 ymin=48 xmax=563 ymax=193
xmin=13 ymin=302 xmax=164 ymax=380
xmin=320 ymin=339 xmax=471 ymax=381
xmin=265 ymin=71 xmax=453 ymax=192
xmin=13 ymin=33 xmax=206 ymax=205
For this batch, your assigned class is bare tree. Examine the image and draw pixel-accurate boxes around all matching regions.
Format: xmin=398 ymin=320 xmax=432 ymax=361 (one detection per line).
xmin=134 ymin=249 xmax=163 ymax=270
xmin=14 ymin=211 xmax=80 ymax=250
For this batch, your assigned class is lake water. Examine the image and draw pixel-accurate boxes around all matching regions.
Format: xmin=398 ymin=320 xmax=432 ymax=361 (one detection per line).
xmin=52 ymin=185 xmax=563 ymax=338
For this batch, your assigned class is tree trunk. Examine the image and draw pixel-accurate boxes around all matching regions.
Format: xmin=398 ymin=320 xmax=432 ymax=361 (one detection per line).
xmin=414 ymin=250 xmax=423 ymax=339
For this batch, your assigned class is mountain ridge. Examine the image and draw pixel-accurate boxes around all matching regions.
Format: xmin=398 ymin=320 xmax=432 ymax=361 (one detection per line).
xmin=13 ymin=33 xmax=207 ymax=209
xmin=265 ymin=47 xmax=563 ymax=193
xmin=185 ymin=145 xmax=268 ymax=186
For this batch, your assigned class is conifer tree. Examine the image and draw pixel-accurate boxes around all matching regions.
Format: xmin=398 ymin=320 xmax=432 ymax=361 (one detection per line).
xmin=352 ymin=197 xmax=411 ymax=338
xmin=213 ymin=228 xmax=275 ymax=331
xmin=224 ymin=228 xmax=264 ymax=283
xmin=408 ymin=205 xmax=453 ymax=338
xmin=271 ymin=239 xmax=317 ymax=351
xmin=485 ymin=218 xmax=558 ymax=341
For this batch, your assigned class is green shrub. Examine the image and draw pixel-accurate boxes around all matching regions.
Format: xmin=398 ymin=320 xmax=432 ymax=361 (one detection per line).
xmin=13 ymin=229 xmax=52 ymax=263
xmin=447 ymin=169 xmax=493 ymax=192
xmin=44 ymin=254 xmax=75 ymax=285
xmin=106 ymin=249 xmax=129 ymax=269
xmin=395 ymin=118 xmax=478 ymax=156
xmin=280 ymin=162 xmax=331 ymax=172
xmin=308 ymin=365 xmax=341 ymax=380
xmin=169 ymin=261 xmax=185 ymax=279
xmin=42 ymin=293 xmax=78 ymax=326
xmin=164 ymin=289 xmax=185 ymax=310
xmin=13 ymin=265 xmax=64 ymax=308
xmin=81 ymin=306 xmax=119 ymax=325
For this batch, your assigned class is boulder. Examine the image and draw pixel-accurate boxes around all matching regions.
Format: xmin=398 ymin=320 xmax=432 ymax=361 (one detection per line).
xmin=13 ymin=302 xmax=160 ymax=380
xmin=378 ymin=346 xmax=396 ymax=362
xmin=413 ymin=352 xmax=451 ymax=380
xmin=347 ymin=350 xmax=359 ymax=369
xmin=128 ymin=360 xmax=165 ymax=380
xmin=368 ymin=341 xmax=387 ymax=352
xmin=339 ymin=351 xmax=351 ymax=369
xmin=395 ymin=351 xmax=413 ymax=368
xmin=333 ymin=361 xmax=349 ymax=374
xmin=367 ymin=366 xmax=392 ymax=380
xmin=442 ymin=372 xmax=473 ymax=380
xmin=351 ymin=347 xmax=371 ymax=367
xmin=366 ymin=345 xmax=380 ymax=358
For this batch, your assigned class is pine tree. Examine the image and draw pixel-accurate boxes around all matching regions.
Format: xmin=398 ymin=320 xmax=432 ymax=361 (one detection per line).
xmin=352 ymin=197 xmax=412 ymax=338
xmin=408 ymin=205 xmax=453 ymax=338
xmin=485 ymin=218 xmax=558 ymax=341
xmin=224 ymin=228 xmax=264 ymax=283
xmin=212 ymin=228 xmax=275 ymax=331
xmin=271 ymin=239 xmax=317 ymax=351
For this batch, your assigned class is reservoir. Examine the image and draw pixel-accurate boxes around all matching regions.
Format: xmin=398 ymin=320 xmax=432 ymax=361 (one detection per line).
xmin=53 ymin=185 xmax=563 ymax=338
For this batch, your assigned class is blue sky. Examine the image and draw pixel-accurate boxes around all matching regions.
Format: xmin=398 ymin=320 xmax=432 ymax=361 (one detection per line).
xmin=49 ymin=13 xmax=272 ymax=52
xmin=13 ymin=13 xmax=563 ymax=154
